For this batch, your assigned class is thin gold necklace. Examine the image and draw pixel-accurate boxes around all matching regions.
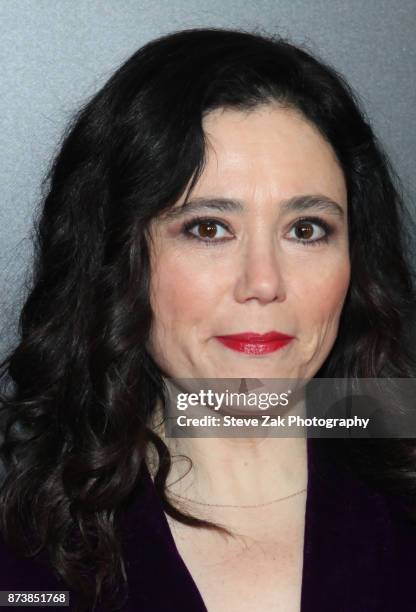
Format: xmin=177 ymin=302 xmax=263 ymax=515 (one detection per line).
xmin=169 ymin=486 xmax=307 ymax=508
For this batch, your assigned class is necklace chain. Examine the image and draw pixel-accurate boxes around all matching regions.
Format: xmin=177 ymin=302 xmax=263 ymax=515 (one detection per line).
xmin=169 ymin=486 xmax=307 ymax=508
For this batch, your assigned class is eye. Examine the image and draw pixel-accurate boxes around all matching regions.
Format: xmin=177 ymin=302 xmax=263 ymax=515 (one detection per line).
xmin=181 ymin=215 xmax=333 ymax=247
xmin=287 ymin=217 xmax=332 ymax=246
xmin=182 ymin=217 xmax=232 ymax=244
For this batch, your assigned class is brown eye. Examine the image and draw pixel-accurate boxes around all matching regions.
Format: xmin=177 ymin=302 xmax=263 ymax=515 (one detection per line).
xmin=198 ymin=221 xmax=219 ymax=239
xmin=286 ymin=218 xmax=331 ymax=246
xmin=295 ymin=222 xmax=314 ymax=240
xmin=183 ymin=218 xmax=230 ymax=243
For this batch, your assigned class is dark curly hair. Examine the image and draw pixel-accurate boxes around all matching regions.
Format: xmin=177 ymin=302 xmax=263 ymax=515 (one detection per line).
xmin=1 ymin=27 xmax=415 ymax=611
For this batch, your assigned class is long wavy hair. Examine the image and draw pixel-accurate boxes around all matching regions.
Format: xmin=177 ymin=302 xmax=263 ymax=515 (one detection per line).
xmin=1 ymin=27 xmax=415 ymax=611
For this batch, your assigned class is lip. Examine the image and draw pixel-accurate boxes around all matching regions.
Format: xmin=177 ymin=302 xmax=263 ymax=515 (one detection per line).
xmin=214 ymin=331 xmax=294 ymax=355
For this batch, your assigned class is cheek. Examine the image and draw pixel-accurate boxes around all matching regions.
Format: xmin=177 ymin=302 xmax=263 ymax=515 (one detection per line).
xmin=149 ymin=251 xmax=223 ymax=331
xmin=295 ymin=257 xmax=350 ymax=327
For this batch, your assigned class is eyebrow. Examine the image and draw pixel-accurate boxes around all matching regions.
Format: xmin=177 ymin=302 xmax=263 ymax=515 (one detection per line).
xmin=162 ymin=195 xmax=345 ymax=220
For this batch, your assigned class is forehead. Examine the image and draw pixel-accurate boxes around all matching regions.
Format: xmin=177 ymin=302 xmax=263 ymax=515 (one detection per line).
xmin=195 ymin=104 xmax=347 ymax=207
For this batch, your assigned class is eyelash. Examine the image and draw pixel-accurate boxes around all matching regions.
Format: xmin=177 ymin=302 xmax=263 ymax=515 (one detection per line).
xmin=181 ymin=216 xmax=334 ymax=247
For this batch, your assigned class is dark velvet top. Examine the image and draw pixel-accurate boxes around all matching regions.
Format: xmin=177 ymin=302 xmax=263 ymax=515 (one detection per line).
xmin=1 ymin=437 xmax=415 ymax=611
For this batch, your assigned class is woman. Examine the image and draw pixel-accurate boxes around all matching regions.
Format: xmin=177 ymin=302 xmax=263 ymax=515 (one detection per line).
xmin=0 ymin=27 xmax=416 ymax=612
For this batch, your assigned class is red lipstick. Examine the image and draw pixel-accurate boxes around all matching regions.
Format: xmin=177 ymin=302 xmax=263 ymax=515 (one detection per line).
xmin=215 ymin=331 xmax=294 ymax=355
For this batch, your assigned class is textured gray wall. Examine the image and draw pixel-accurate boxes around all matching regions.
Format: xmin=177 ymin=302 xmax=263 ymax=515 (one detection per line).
xmin=1 ymin=0 xmax=415 ymax=355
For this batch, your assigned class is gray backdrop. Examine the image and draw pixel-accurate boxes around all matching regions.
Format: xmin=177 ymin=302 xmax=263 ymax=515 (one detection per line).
xmin=1 ymin=0 xmax=415 ymax=356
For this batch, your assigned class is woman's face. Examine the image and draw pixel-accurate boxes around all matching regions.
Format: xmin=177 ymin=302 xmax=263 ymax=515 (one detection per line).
xmin=146 ymin=104 xmax=350 ymax=380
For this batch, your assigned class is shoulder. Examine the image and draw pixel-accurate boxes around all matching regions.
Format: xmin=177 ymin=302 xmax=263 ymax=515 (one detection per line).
xmin=0 ymin=534 xmax=64 ymax=591
xmin=307 ymin=438 xmax=416 ymax=609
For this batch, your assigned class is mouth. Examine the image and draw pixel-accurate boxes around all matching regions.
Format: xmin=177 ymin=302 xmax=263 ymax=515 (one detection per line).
xmin=214 ymin=331 xmax=294 ymax=355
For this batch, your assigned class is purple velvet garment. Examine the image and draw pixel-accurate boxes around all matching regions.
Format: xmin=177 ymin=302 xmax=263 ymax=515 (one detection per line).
xmin=1 ymin=437 xmax=415 ymax=611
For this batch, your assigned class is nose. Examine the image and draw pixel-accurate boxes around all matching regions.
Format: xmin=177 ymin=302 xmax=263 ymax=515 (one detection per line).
xmin=234 ymin=236 xmax=287 ymax=304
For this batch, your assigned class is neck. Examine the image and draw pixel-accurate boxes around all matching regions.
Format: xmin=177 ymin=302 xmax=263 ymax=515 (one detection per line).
xmin=147 ymin=394 xmax=308 ymax=508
